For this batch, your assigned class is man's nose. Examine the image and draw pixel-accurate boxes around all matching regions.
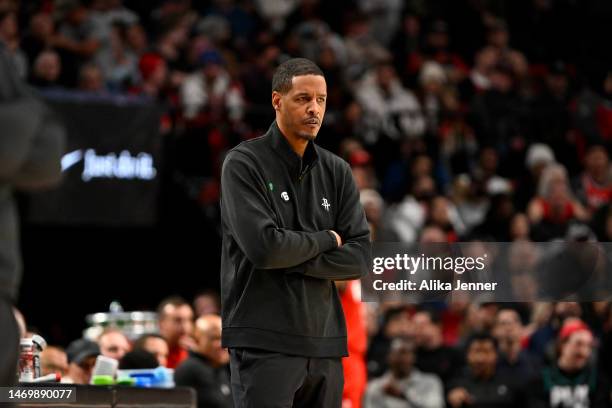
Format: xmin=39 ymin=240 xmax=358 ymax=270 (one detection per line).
xmin=307 ymin=100 xmax=320 ymax=116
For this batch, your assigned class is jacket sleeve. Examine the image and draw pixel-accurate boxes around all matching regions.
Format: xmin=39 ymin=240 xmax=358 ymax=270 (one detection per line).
xmin=0 ymin=47 xmax=65 ymax=189
xmin=221 ymin=150 xmax=337 ymax=270
xmin=286 ymin=161 xmax=371 ymax=280
xmin=11 ymin=100 xmax=65 ymax=190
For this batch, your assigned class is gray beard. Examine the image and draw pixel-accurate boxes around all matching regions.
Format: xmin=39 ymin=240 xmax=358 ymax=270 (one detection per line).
xmin=297 ymin=131 xmax=317 ymax=141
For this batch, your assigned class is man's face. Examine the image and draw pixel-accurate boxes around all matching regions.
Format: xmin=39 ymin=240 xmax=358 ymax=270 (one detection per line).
xmin=273 ymin=74 xmax=327 ymax=142
xmin=494 ymin=310 xmax=522 ymax=341
xmin=69 ymin=356 xmax=97 ymax=384
xmin=412 ymin=312 xmax=433 ymax=347
xmin=560 ymin=331 xmax=593 ymax=371
xmin=99 ymin=332 xmax=131 ymax=361
xmin=467 ymin=340 xmax=497 ymax=377
xmin=388 ymin=343 xmax=415 ymax=378
xmin=196 ymin=322 xmax=229 ymax=366
xmin=194 ymin=294 xmax=219 ymax=317
xmin=585 ymin=148 xmax=609 ymax=176
xmin=159 ymin=304 xmax=194 ymax=346
xmin=143 ymin=337 xmax=169 ymax=367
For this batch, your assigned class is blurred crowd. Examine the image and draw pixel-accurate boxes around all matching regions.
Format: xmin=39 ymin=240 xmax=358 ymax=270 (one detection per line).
xmin=3 ymin=0 xmax=612 ymax=406
xmin=17 ymin=293 xmax=612 ymax=407
xmin=0 ymin=0 xmax=609 ymax=242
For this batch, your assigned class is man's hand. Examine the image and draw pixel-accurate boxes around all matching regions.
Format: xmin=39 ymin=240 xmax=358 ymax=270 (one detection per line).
xmin=448 ymin=387 xmax=472 ymax=407
xmin=330 ymin=230 xmax=342 ymax=247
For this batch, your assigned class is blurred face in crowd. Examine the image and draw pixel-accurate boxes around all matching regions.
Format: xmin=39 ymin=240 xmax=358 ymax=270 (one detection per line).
xmin=194 ymin=293 xmax=220 ymax=317
xmin=388 ymin=340 xmax=416 ymax=378
xmin=99 ymin=331 xmax=131 ymax=361
xmin=194 ymin=315 xmax=229 ymax=367
xmin=413 ymin=176 xmax=436 ymax=202
xmin=411 ymin=155 xmax=433 ymax=178
xmin=0 ymin=11 xmax=17 ymax=40
xmin=605 ymin=72 xmax=612 ymax=96
xmin=376 ymin=64 xmax=396 ymax=90
xmin=30 ymin=13 xmax=54 ymax=39
xmin=480 ymin=147 xmax=498 ymax=173
xmin=384 ymin=310 xmax=414 ymax=338
xmin=67 ymin=7 xmax=89 ymax=26
xmin=559 ymin=330 xmax=593 ymax=372
xmin=419 ymin=225 xmax=447 ymax=243
xmin=273 ymin=74 xmax=327 ymax=142
xmin=40 ymin=346 xmax=69 ymax=376
xmin=164 ymin=23 xmax=189 ymax=48
xmin=467 ymin=339 xmax=497 ymax=379
xmin=510 ymin=213 xmax=530 ymax=240
xmin=203 ymin=62 xmax=222 ymax=81
xmin=159 ymin=303 xmax=194 ymax=347
xmin=550 ymin=178 xmax=568 ymax=201
xmin=34 ymin=51 xmax=61 ymax=82
xmin=479 ymin=304 xmax=499 ymax=331
xmin=546 ymin=72 xmax=568 ymax=97
xmin=318 ymin=47 xmax=338 ymax=70
xmin=149 ymin=60 xmax=168 ymax=88
xmin=585 ymin=147 xmax=609 ymax=181
xmin=488 ymin=27 xmax=509 ymax=48
xmin=427 ymin=30 xmax=448 ymax=50
xmin=475 ymin=47 xmax=498 ymax=73
xmin=403 ymin=15 xmax=420 ymax=37
xmin=79 ymin=65 xmax=104 ymax=92
xmin=126 ymin=24 xmax=147 ymax=52
xmin=412 ymin=312 xmax=441 ymax=349
xmin=142 ymin=336 xmax=169 ymax=367
xmin=68 ymin=355 xmax=97 ymax=384
xmin=493 ymin=309 xmax=522 ymax=342
xmin=555 ymin=302 xmax=582 ymax=321
xmin=430 ymin=196 xmax=451 ymax=226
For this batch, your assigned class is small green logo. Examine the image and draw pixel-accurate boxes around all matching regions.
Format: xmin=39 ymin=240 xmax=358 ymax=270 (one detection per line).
xmin=268 ymin=182 xmax=274 ymax=191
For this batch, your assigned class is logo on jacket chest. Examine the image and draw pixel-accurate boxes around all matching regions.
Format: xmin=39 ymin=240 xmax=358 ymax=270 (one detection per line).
xmin=321 ymin=197 xmax=330 ymax=211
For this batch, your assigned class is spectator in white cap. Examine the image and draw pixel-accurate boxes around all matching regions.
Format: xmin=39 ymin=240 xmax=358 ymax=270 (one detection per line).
xmin=527 ymin=163 xmax=589 ymax=240
xmin=516 ymin=143 xmax=556 ymax=210
xmin=419 ymin=61 xmax=447 ymax=135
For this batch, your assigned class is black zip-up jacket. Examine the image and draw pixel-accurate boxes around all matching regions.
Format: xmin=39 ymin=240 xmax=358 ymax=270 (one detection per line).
xmin=220 ymin=121 xmax=371 ymax=358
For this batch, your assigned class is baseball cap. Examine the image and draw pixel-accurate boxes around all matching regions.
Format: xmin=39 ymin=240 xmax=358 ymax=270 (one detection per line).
xmin=559 ymin=319 xmax=591 ymax=341
xmin=525 ymin=143 xmax=556 ymax=169
xmin=66 ymin=339 xmax=100 ymax=365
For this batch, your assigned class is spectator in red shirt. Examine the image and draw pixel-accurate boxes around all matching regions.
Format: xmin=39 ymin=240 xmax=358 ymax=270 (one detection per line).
xmin=157 ymin=296 xmax=195 ymax=369
xmin=337 ymin=280 xmax=368 ymax=408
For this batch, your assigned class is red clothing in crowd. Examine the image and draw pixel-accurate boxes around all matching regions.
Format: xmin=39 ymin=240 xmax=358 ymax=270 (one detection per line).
xmin=340 ymin=281 xmax=368 ymax=408
xmin=166 ymin=345 xmax=188 ymax=369
xmin=580 ymin=174 xmax=612 ymax=210
xmin=537 ymin=197 xmax=576 ymax=224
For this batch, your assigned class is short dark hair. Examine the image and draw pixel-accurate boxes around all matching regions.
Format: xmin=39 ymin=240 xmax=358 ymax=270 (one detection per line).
xmin=119 ymin=349 xmax=159 ymax=369
xmin=133 ymin=333 xmax=167 ymax=350
xmin=272 ymin=58 xmax=324 ymax=94
xmin=156 ymin=296 xmax=190 ymax=317
xmin=466 ymin=331 xmax=498 ymax=350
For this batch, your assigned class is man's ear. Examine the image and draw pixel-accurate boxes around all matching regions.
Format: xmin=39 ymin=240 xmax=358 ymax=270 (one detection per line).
xmin=272 ymin=91 xmax=282 ymax=111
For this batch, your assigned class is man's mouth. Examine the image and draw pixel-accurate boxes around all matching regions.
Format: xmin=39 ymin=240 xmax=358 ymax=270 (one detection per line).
xmin=303 ymin=118 xmax=320 ymax=126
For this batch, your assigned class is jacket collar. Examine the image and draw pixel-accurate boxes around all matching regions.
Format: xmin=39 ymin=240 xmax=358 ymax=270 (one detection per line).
xmin=269 ymin=121 xmax=318 ymax=180
xmin=188 ymin=350 xmax=218 ymax=367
